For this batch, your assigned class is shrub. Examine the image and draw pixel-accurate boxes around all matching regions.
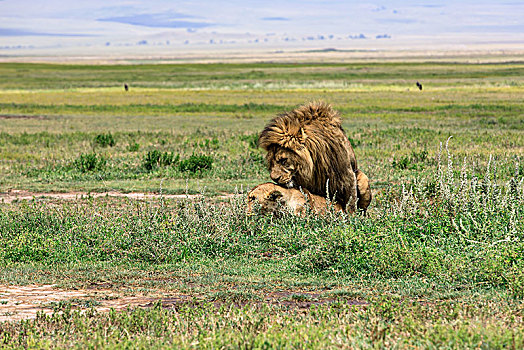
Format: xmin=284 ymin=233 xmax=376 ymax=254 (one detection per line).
xmin=143 ymin=150 xmax=179 ymax=171
xmin=247 ymin=151 xmax=265 ymax=165
xmin=127 ymin=142 xmax=140 ymax=152
xmin=392 ymin=156 xmax=410 ymax=170
xmin=346 ymin=135 xmax=361 ymax=147
xmin=392 ymin=149 xmax=429 ymax=170
xmin=195 ymin=138 xmax=220 ymax=150
xmin=93 ymin=133 xmax=116 ymax=147
xmin=410 ymin=149 xmax=428 ymax=163
xmin=160 ymin=152 xmax=177 ymax=167
xmin=247 ymin=134 xmax=258 ymax=149
xmin=178 ymin=154 xmax=213 ymax=173
xmin=74 ymin=153 xmax=106 ymax=172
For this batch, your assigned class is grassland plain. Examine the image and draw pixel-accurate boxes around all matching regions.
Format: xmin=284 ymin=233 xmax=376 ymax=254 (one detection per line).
xmin=0 ymin=61 xmax=523 ymax=348
xmin=0 ymin=62 xmax=522 ymax=194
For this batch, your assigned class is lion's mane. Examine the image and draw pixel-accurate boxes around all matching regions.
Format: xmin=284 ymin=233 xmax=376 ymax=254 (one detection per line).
xmin=259 ymin=101 xmax=358 ymax=210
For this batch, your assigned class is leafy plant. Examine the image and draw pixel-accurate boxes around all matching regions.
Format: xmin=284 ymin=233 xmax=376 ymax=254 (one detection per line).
xmin=143 ymin=150 xmax=179 ymax=171
xmin=127 ymin=142 xmax=140 ymax=152
xmin=93 ymin=133 xmax=116 ymax=147
xmin=74 ymin=153 xmax=106 ymax=172
xmin=195 ymin=138 xmax=220 ymax=150
xmin=392 ymin=149 xmax=429 ymax=170
xmin=239 ymin=134 xmax=259 ymax=149
xmin=178 ymin=154 xmax=213 ymax=173
xmin=410 ymin=149 xmax=428 ymax=163
xmin=392 ymin=155 xmax=411 ymax=170
xmin=346 ymin=135 xmax=361 ymax=147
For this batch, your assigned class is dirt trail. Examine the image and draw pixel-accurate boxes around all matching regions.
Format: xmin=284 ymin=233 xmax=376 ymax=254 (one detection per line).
xmin=0 ymin=284 xmax=187 ymax=322
xmin=0 ymin=114 xmax=46 ymax=120
xmin=0 ymin=284 xmax=366 ymax=322
xmin=0 ymin=190 xmax=240 ymax=204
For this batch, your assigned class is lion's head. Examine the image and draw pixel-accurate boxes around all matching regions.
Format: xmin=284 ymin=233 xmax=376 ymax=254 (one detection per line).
xmin=259 ymin=101 xmax=358 ymax=210
xmin=265 ymin=147 xmax=312 ymax=189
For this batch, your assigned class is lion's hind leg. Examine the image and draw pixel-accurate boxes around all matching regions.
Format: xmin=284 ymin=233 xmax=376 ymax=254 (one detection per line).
xmin=343 ymin=171 xmax=358 ymax=214
xmin=356 ymin=170 xmax=372 ymax=215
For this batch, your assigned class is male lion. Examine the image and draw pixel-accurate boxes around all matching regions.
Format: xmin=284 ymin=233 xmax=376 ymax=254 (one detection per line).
xmin=247 ymin=182 xmax=343 ymax=216
xmin=259 ymin=101 xmax=371 ymax=213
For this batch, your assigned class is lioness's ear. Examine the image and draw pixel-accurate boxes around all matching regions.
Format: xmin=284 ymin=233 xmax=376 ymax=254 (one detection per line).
xmin=268 ymin=190 xmax=283 ymax=201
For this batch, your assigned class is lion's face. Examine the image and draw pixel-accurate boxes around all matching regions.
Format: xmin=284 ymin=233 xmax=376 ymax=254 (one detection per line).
xmin=266 ymin=147 xmax=304 ymax=189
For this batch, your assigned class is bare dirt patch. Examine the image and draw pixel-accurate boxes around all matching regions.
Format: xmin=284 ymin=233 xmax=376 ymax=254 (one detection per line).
xmin=0 ymin=114 xmax=46 ymax=120
xmin=0 ymin=284 xmax=182 ymax=322
xmin=0 ymin=190 xmax=240 ymax=204
xmin=0 ymin=284 xmax=366 ymax=322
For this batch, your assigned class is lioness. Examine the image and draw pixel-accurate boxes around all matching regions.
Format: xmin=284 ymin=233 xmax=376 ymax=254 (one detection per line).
xmin=247 ymin=182 xmax=343 ymax=216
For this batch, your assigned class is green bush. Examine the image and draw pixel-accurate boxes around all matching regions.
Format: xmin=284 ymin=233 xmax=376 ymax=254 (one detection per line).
xmin=392 ymin=155 xmax=411 ymax=170
xmin=74 ymin=153 xmax=106 ymax=172
xmin=143 ymin=150 xmax=179 ymax=171
xmin=127 ymin=142 xmax=140 ymax=152
xmin=93 ymin=133 xmax=116 ymax=147
xmin=392 ymin=149 xmax=429 ymax=170
xmin=160 ymin=152 xmax=178 ymax=167
xmin=195 ymin=138 xmax=220 ymax=150
xmin=178 ymin=154 xmax=213 ymax=173
xmin=410 ymin=149 xmax=428 ymax=163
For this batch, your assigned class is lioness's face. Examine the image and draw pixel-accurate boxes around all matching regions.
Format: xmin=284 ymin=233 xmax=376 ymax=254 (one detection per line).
xmin=266 ymin=147 xmax=299 ymax=188
xmin=247 ymin=183 xmax=284 ymax=215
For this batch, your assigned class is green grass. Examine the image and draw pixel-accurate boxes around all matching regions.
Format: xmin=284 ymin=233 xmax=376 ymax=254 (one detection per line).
xmin=1 ymin=153 xmax=522 ymax=292
xmin=0 ymin=152 xmax=523 ymax=346
xmin=2 ymin=300 xmax=523 ymax=349
xmin=0 ymin=61 xmax=522 ymax=89
xmin=0 ymin=60 xmax=523 ymax=347
xmin=0 ymin=86 xmax=522 ymax=194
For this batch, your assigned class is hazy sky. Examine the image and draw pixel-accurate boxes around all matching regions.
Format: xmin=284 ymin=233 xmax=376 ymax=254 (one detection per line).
xmin=1 ymin=1 xmax=523 ymax=51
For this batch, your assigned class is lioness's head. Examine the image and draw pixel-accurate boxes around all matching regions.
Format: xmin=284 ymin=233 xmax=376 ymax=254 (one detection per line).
xmin=247 ymin=182 xmax=286 ymax=215
xmin=247 ymin=182 xmax=343 ymax=216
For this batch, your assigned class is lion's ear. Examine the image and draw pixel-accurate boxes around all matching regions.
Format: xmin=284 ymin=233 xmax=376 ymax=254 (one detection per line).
xmin=300 ymin=128 xmax=307 ymax=142
xmin=279 ymin=130 xmax=307 ymax=150
xmin=295 ymin=128 xmax=308 ymax=150
xmin=268 ymin=190 xmax=283 ymax=201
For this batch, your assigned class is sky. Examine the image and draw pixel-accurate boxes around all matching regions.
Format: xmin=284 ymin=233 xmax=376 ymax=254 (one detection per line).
xmin=1 ymin=1 xmax=523 ymax=53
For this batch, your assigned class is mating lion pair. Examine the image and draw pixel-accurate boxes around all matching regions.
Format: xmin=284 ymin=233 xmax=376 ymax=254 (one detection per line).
xmin=249 ymin=101 xmax=372 ymax=216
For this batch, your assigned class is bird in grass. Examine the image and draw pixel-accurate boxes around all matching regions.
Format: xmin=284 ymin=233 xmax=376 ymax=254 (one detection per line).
xmin=124 ymin=83 xmax=129 ymax=91
xmin=416 ymin=81 xmax=423 ymax=90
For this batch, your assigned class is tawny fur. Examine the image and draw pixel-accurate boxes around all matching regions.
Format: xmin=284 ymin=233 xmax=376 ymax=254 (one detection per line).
xmin=247 ymin=182 xmax=343 ymax=216
xmin=356 ymin=170 xmax=372 ymax=215
xmin=259 ymin=101 xmax=369 ymax=212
